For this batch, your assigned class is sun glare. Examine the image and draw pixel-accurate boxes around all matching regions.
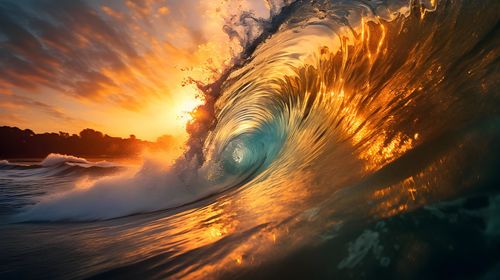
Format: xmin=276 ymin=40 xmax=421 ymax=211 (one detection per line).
xmin=173 ymin=85 xmax=205 ymax=125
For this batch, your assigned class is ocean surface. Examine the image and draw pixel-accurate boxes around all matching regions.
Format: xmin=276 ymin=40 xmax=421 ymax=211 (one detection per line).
xmin=1 ymin=0 xmax=500 ymax=279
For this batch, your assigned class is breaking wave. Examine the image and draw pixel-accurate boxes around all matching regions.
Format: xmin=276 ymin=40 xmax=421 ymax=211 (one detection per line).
xmin=16 ymin=0 xmax=500 ymax=222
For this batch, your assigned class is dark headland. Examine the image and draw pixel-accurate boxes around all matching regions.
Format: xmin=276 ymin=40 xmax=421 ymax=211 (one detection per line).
xmin=0 ymin=126 xmax=175 ymax=159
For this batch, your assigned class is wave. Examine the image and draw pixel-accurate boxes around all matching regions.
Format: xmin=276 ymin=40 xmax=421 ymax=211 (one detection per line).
xmin=40 ymin=153 xmax=116 ymax=168
xmin=40 ymin=153 xmax=90 ymax=166
xmin=16 ymin=0 xmax=500 ymax=221
xmin=0 ymin=159 xmax=12 ymax=166
xmin=0 ymin=159 xmax=35 ymax=170
xmin=0 ymin=153 xmax=117 ymax=170
xmin=15 ymin=157 xmax=235 ymax=221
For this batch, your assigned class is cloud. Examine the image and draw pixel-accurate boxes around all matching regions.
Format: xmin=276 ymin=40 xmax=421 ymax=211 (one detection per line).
xmin=0 ymin=112 xmax=25 ymax=124
xmin=0 ymin=0 xmax=229 ymax=111
xmin=0 ymin=94 xmax=76 ymax=122
xmin=0 ymin=0 xmax=271 ymax=103
xmin=0 ymin=0 xmax=278 ymax=139
xmin=0 ymin=0 xmax=140 ymax=103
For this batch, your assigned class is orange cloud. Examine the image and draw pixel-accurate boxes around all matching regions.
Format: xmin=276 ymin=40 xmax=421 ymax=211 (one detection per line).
xmin=0 ymin=0 xmax=275 ymax=140
xmin=158 ymin=6 xmax=170 ymax=15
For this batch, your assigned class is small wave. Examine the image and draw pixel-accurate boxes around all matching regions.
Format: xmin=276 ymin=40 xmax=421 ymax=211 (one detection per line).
xmin=41 ymin=153 xmax=91 ymax=167
xmin=39 ymin=153 xmax=116 ymax=168
xmin=0 ymin=159 xmax=36 ymax=170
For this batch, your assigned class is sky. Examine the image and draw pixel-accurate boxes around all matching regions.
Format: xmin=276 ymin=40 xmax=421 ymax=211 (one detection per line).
xmin=0 ymin=0 xmax=274 ymax=141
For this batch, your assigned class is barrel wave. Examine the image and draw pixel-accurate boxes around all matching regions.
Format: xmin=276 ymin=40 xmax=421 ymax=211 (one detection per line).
xmin=200 ymin=0 xmax=500 ymax=212
xmin=1 ymin=0 xmax=500 ymax=279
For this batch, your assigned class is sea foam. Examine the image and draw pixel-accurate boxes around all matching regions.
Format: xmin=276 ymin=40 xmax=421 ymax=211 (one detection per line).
xmin=15 ymin=156 xmax=218 ymax=221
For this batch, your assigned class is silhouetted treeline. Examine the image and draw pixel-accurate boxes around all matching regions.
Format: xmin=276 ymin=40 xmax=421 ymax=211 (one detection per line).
xmin=0 ymin=126 xmax=174 ymax=158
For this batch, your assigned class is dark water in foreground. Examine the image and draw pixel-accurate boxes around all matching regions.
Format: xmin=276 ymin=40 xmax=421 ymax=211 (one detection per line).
xmin=1 ymin=157 xmax=499 ymax=279
xmin=1 ymin=0 xmax=500 ymax=279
